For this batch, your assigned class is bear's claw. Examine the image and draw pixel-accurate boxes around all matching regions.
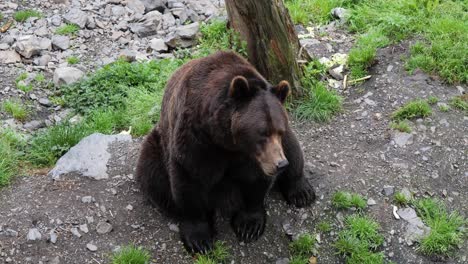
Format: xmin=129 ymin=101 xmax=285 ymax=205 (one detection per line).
xmin=180 ymin=221 xmax=214 ymax=255
xmin=231 ymin=209 xmax=266 ymax=243
xmin=284 ymin=180 xmax=316 ymax=208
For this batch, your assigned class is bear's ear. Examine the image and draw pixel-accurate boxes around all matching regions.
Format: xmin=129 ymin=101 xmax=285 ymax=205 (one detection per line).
xmin=271 ymin=80 xmax=290 ymax=104
xmin=229 ymin=76 xmax=250 ymax=99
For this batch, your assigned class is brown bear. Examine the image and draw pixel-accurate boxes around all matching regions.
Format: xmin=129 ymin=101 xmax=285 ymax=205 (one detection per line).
xmin=136 ymin=51 xmax=315 ymax=254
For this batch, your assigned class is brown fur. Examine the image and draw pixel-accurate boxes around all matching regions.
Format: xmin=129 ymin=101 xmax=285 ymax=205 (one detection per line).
xmin=136 ymin=51 xmax=315 ymax=254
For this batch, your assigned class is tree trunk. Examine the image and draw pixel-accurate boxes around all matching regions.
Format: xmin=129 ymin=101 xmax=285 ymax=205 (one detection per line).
xmin=225 ymin=0 xmax=308 ymax=95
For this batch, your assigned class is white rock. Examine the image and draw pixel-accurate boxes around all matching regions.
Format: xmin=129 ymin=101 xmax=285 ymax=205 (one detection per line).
xmin=15 ymin=36 xmax=52 ymax=58
xmin=86 ymin=243 xmax=98 ymax=251
xmin=53 ymin=67 xmax=84 ymax=86
xmin=150 ymin=38 xmax=168 ymax=52
xmin=0 ymin=50 xmax=21 ymax=64
xmin=52 ymin=35 xmax=70 ymax=50
xmin=64 ymin=8 xmax=88 ymax=28
xmin=27 ymin=228 xmax=42 ymax=241
xmin=48 ymin=133 xmax=132 ymax=180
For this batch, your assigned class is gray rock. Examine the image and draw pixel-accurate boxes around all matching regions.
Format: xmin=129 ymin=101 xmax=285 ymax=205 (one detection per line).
xmin=3 ymin=228 xmax=18 ymax=237
xmin=367 ymin=198 xmax=377 ymax=206
xmin=141 ymin=0 xmax=166 ymax=12
xmin=27 ymin=228 xmax=42 ymax=241
xmin=35 ymin=27 xmax=49 ymax=37
xmin=0 ymin=35 xmax=15 ymax=45
xmin=393 ymin=132 xmax=413 ymax=147
xmin=0 ymin=43 xmax=10 ymax=50
xmin=96 ymin=221 xmax=113 ymax=234
xmin=23 ymin=120 xmax=44 ymax=131
xmin=50 ymin=15 xmax=62 ymax=26
xmin=79 ymin=224 xmax=89 ymax=234
xmin=81 ymin=196 xmax=94 ymax=203
xmin=397 ymin=207 xmax=431 ymax=246
xmin=49 ymin=230 xmax=58 ymax=244
xmin=48 ymin=133 xmax=132 ymax=180
xmin=86 ymin=243 xmax=98 ymax=251
xmin=176 ymin=22 xmax=200 ymax=39
xmin=0 ymin=50 xmax=21 ymax=64
xmin=165 ymin=33 xmax=196 ymax=48
xmin=34 ymin=54 xmax=52 ymax=66
xmin=331 ymin=7 xmax=349 ymax=22
xmin=161 ymin=13 xmax=176 ymax=29
xmin=127 ymin=0 xmax=146 ymax=14
xmin=70 ymin=227 xmax=81 ymax=238
xmin=53 ymin=67 xmax=84 ymax=86
xmin=52 ymin=35 xmax=70 ymax=50
xmin=64 ymin=9 xmax=88 ymax=28
xmin=111 ymin=5 xmax=127 ymax=17
xmin=329 ymin=65 xmax=344 ymax=80
xmin=15 ymin=36 xmax=52 ymax=58
xmin=39 ymin=98 xmax=52 ymax=107
xmin=150 ymin=38 xmax=168 ymax=52
xmin=129 ymin=10 xmax=163 ymax=37
xmin=382 ymin=185 xmax=394 ymax=196
xmin=171 ymin=7 xmax=188 ymax=23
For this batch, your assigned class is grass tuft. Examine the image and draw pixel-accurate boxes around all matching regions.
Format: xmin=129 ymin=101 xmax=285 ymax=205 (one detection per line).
xmin=317 ymin=221 xmax=332 ymax=233
xmin=198 ymin=20 xmax=247 ymax=57
xmin=334 ymin=214 xmax=385 ymax=263
xmin=414 ymin=198 xmax=466 ymax=257
xmin=0 ymin=128 xmax=26 ymax=187
xmin=2 ymin=100 xmax=28 ymax=121
xmin=14 ymin=9 xmax=42 ymax=22
xmin=110 ymin=245 xmax=151 ymax=264
xmin=394 ymin=191 xmax=411 ymax=206
xmin=56 ymin=23 xmax=80 ymax=35
xmin=438 ymin=104 xmax=450 ymax=112
xmin=67 ymin=56 xmax=80 ymax=65
xmin=392 ymin=100 xmax=432 ymax=120
xmin=427 ymin=96 xmax=439 ymax=105
xmin=390 ymin=120 xmax=412 ymax=133
xmin=449 ymin=96 xmax=468 ymax=113
xmin=332 ymin=191 xmax=367 ymax=210
xmin=194 ymin=241 xmax=230 ymax=264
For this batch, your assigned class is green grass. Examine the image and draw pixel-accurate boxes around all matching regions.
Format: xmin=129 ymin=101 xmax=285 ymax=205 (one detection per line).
xmin=67 ymin=56 xmax=80 ymax=65
xmin=14 ymin=9 xmax=42 ymax=22
xmin=194 ymin=241 xmax=230 ymax=264
xmin=285 ymin=0 xmax=347 ymax=25
xmin=414 ymin=198 xmax=466 ymax=257
xmin=0 ymin=12 xmax=4 ymax=21
xmin=110 ymin=245 xmax=151 ymax=264
xmin=0 ymin=128 xmax=26 ymax=187
xmin=198 ymin=20 xmax=247 ymax=57
xmin=449 ymin=96 xmax=468 ymax=113
xmin=288 ymin=233 xmax=316 ymax=264
xmin=392 ymin=100 xmax=432 ymax=120
xmin=293 ymin=61 xmax=342 ymax=122
xmin=332 ymin=191 xmax=367 ymax=210
xmin=15 ymin=72 xmax=33 ymax=92
xmin=2 ymin=100 xmax=28 ymax=121
xmin=317 ymin=221 xmax=332 ymax=233
xmin=394 ymin=191 xmax=411 ymax=206
xmin=427 ymin=96 xmax=439 ymax=105
xmin=34 ymin=73 xmax=45 ymax=83
xmin=438 ymin=104 xmax=450 ymax=112
xmin=56 ymin=23 xmax=80 ymax=35
xmin=334 ymin=214 xmax=386 ymax=264
xmin=390 ymin=120 xmax=412 ymax=133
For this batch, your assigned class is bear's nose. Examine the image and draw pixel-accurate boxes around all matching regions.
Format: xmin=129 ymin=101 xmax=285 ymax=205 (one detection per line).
xmin=276 ymin=159 xmax=289 ymax=172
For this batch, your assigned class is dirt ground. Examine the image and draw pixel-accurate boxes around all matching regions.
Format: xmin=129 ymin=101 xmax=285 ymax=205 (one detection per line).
xmin=0 ymin=39 xmax=466 ymax=264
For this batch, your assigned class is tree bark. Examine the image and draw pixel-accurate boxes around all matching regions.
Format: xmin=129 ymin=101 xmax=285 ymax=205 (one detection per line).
xmin=225 ymin=0 xmax=308 ymax=95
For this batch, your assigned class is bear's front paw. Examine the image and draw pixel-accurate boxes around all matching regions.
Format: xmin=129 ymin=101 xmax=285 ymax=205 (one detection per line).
xmin=283 ymin=179 xmax=316 ymax=208
xmin=231 ymin=209 xmax=266 ymax=243
xmin=180 ymin=221 xmax=214 ymax=254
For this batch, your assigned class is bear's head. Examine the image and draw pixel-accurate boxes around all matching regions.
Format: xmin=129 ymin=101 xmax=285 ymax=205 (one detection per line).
xmin=229 ymin=76 xmax=291 ymax=177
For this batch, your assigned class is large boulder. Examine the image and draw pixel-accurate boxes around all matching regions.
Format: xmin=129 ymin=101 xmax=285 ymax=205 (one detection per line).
xmin=53 ymin=67 xmax=84 ymax=86
xmin=48 ymin=133 xmax=132 ymax=180
xmin=63 ymin=8 xmax=88 ymax=28
xmin=128 ymin=10 xmax=163 ymax=37
xmin=0 ymin=50 xmax=21 ymax=64
xmin=15 ymin=36 xmax=51 ymax=58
